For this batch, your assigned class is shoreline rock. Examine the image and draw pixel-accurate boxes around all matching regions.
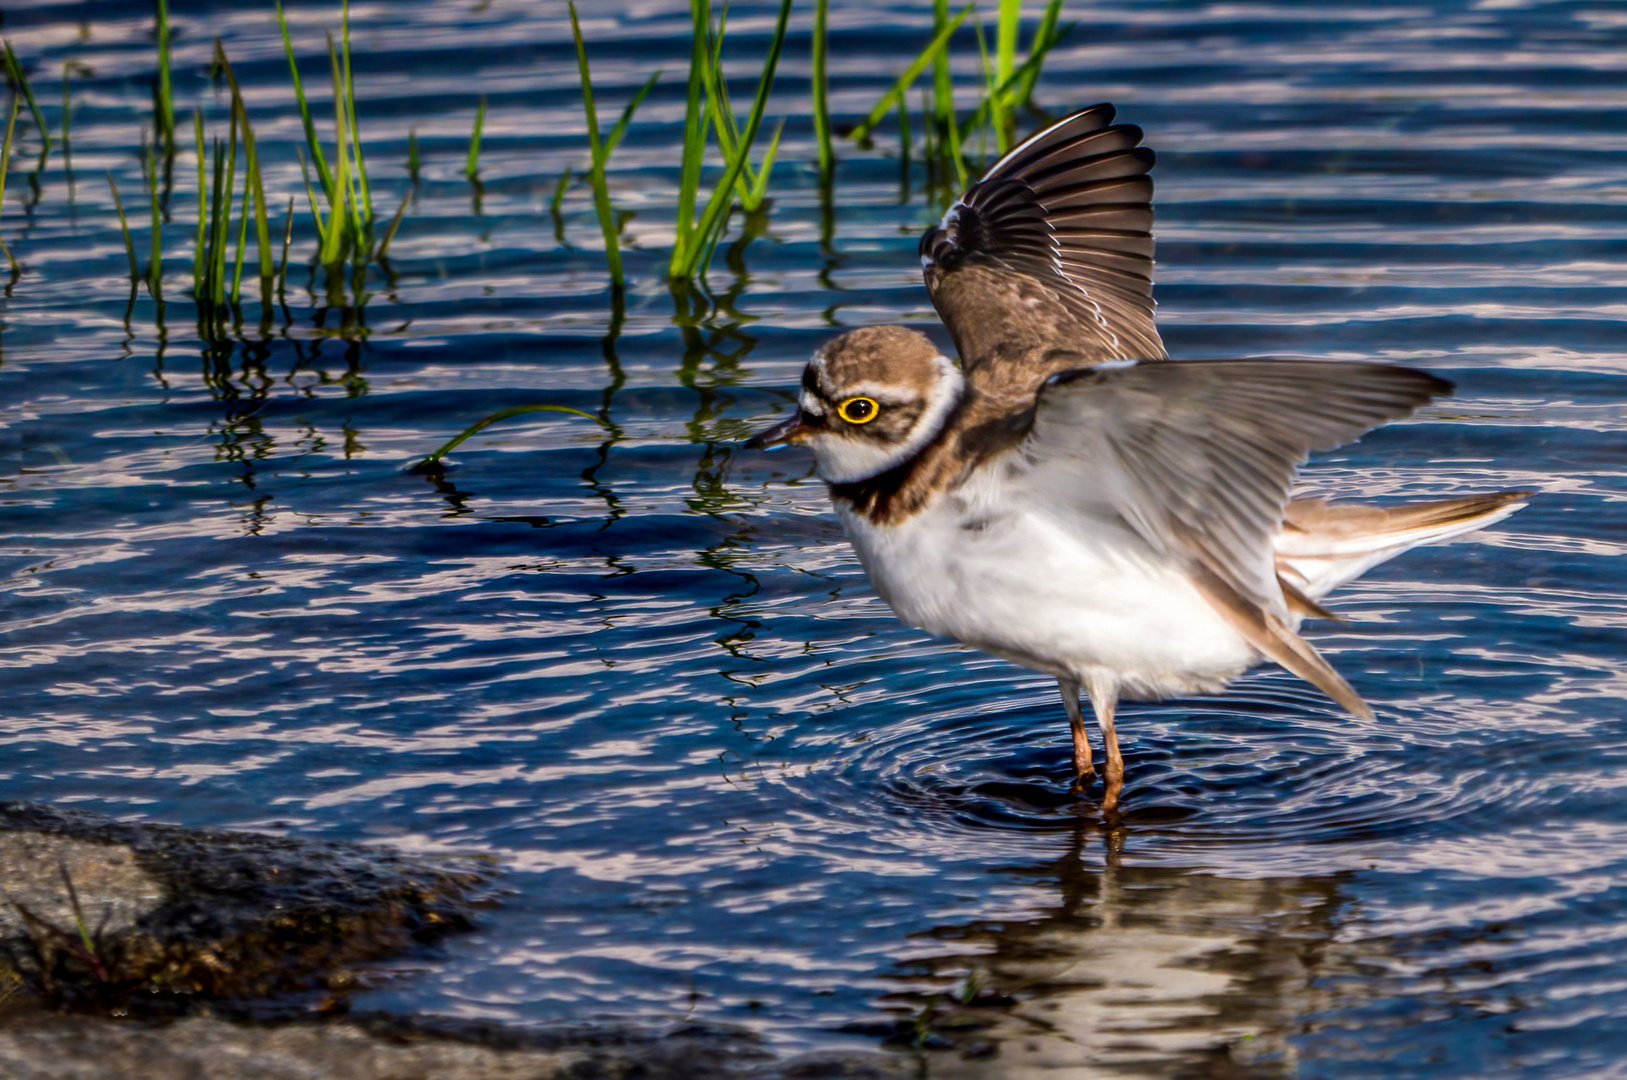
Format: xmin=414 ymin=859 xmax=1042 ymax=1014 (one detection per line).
xmin=0 ymin=801 xmax=488 ymax=1013
xmin=0 ymin=803 xmax=914 ymax=1079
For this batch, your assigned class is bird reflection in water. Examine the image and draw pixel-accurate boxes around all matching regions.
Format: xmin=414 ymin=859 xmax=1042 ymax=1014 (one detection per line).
xmin=865 ymin=821 xmax=1346 ymax=1078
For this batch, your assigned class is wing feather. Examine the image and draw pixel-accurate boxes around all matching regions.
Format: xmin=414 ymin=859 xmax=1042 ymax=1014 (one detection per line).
xmin=921 ymin=105 xmax=1164 ymax=381
xmin=1019 ymin=359 xmax=1453 ymax=711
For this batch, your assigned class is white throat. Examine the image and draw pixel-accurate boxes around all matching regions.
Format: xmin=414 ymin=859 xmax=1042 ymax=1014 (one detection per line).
xmin=809 ymin=355 xmax=964 ymax=484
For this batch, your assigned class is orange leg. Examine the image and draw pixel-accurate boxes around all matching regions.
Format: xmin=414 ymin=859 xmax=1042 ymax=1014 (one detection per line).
xmin=1085 ymin=674 xmax=1123 ymax=813
xmin=1060 ymin=679 xmax=1094 ymax=783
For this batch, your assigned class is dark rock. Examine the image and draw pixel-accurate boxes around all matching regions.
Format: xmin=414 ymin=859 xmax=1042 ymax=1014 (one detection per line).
xmin=0 ymin=801 xmax=489 ymax=1013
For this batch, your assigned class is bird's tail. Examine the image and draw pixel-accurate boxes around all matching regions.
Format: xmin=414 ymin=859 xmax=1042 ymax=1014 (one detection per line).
xmin=1275 ymin=489 xmax=1532 ymax=601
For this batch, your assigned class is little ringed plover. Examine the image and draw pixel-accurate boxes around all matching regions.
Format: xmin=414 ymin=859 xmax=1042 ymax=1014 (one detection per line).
xmin=746 ymin=104 xmax=1530 ymax=811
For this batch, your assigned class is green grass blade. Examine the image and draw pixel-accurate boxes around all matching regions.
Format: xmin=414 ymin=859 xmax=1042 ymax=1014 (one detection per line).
xmin=995 ymin=0 xmax=1019 ymax=93
xmin=849 ymin=4 xmax=971 ymax=143
xmin=550 ymin=165 xmax=571 ymax=245
xmin=296 ymin=145 xmax=328 ymax=238
xmin=407 ymin=128 xmax=419 ymax=184
xmin=569 ymin=3 xmax=621 ymax=288
xmin=142 ymin=135 xmax=163 ymax=300
xmin=214 ymin=111 xmax=239 ymax=306
xmin=377 ymin=195 xmax=408 ymax=260
xmin=215 ymin=43 xmax=275 ymax=286
xmin=970 ymin=10 xmax=1005 ymax=155
xmin=703 ymin=28 xmax=758 ymax=204
xmin=955 ymin=25 xmax=1072 ymax=145
xmin=320 ymin=34 xmax=348 ymax=266
xmin=670 ymin=0 xmax=710 ymax=276
xmin=744 ymin=116 xmax=784 ymax=210
xmin=931 ymin=0 xmax=954 ymax=134
xmin=812 ymin=0 xmax=832 ymax=178
xmin=275 ymin=0 xmax=335 ymax=201
xmin=603 ymin=69 xmax=660 ymax=160
xmin=192 ymin=111 xmax=205 ymax=292
xmin=415 ymin=404 xmax=604 ymax=470
xmin=277 ymin=195 xmax=294 ymax=298
xmin=206 ymin=138 xmax=226 ymax=303
xmin=2 ymin=40 xmax=50 ymax=155
xmin=248 ymin=125 xmax=272 ymax=285
xmin=327 ymin=32 xmax=363 ymax=251
xmin=677 ymin=0 xmax=791 ymax=278
xmin=106 ymin=174 xmax=139 ymax=283
xmin=341 ymin=0 xmax=371 ymax=228
xmin=154 ymin=0 xmax=175 ymax=147
xmin=231 ymin=166 xmax=251 ymax=304
xmin=465 ymin=95 xmax=486 ymax=179
xmin=1014 ymin=0 xmax=1062 ymax=107
xmin=0 ymin=96 xmax=19 ymax=274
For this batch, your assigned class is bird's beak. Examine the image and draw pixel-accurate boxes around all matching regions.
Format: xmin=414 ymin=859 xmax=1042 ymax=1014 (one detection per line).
xmin=743 ymin=410 xmax=815 ymax=450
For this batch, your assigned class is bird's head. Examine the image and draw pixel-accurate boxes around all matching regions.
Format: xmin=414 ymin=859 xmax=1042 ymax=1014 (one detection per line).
xmin=744 ymin=326 xmax=964 ymax=484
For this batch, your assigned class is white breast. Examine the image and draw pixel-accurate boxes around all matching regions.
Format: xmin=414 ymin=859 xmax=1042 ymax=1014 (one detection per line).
xmin=834 ymin=467 xmax=1260 ymax=700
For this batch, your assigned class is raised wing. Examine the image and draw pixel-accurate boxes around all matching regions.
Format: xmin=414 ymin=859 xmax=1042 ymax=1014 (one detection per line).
xmin=1022 ymin=359 xmax=1452 ymax=715
xmin=921 ymin=104 xmax=1164 ymax=384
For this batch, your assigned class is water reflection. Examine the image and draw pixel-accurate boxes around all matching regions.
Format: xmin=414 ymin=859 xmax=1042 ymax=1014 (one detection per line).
xmin=879 ymin=823 xmax=1345 ymax=1077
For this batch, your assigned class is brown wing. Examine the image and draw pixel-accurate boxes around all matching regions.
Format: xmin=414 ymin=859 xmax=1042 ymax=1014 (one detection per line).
xmin=1022 ymin=359 xmax=1453 ymax=715
xmin=920 ymin=104 xmax=1165 ymax=387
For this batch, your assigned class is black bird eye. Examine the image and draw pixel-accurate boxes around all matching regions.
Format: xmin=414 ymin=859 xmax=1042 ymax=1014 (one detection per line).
xmin=837 ymin=397 xmax=879 ymax=425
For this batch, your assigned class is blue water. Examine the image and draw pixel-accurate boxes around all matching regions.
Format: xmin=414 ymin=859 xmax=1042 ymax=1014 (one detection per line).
xmin=2 ymin=0 xmax=1625 ymax=1074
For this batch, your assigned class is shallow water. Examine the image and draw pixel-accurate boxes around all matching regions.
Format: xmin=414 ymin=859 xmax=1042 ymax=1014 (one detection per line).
xmin=2 ymin=0 xmax=1625 ymax=1074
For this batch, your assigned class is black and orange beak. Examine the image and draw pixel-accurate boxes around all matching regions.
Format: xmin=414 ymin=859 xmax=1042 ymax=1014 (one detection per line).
xmin=743 ymin=409 xmax=817 ymax=450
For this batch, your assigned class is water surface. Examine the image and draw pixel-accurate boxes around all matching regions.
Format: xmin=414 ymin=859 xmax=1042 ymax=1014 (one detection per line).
xmin=1 ymin=0 xmax=1624 ymax=1075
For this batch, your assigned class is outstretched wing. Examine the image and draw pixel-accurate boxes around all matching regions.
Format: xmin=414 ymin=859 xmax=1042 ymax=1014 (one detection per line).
xmin=921 ymin=104 xmax=1164 ymax=385
xmin=1021 ymin=359 xmax=1452 ymax=715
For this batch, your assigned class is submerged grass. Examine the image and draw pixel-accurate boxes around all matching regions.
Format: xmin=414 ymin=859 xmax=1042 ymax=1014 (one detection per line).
xmin=414 ymin=404 xmax=605 ymax=471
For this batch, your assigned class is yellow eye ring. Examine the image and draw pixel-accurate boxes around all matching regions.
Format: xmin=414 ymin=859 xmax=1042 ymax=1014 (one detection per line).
xmin=837 ymin=397 xmax=880 ymax=425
